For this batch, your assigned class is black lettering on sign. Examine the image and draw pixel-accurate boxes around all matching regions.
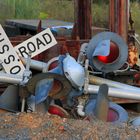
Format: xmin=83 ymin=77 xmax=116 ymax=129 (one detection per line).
xmin=4 ymin=55 xmax=15 ymax=64
xmin=10 ymin=65 xmax=21 ymax=74
xmin=0 ymin=45 xmax=9 ymax=54
xmin=18 ymin=46 xmax=28 ymax=57
xmin=42 ymin=33 xmax=52 ymax=44
xmin=27 ymin=42 xmax=36 ymax=53
xmin=0 ymin=33 xmax=4 ymax=42
xmin=36 ymin=37 xmax=46 ymax=49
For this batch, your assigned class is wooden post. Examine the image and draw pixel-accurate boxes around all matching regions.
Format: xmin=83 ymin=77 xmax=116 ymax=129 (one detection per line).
xmin=74 ymin=0 xmax=92 ymax=40
xmin=109 ymin=0 xmax=129 ymax=42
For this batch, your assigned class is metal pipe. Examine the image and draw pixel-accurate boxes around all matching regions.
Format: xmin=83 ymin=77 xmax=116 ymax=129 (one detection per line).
xmin=21 ymin=98 xmax=25 ymax=112
xmin=130 ymin=117 xmax=140 ymax=126
xmin=20 ymin=57 xmax=48 ymax=71
xmin=0 ymin=56 xmax=58 ymax=85
xmin=88 ymin=85 xmax=140 ymax=100
xmin=42 ymin=57 xmax=59 ymax=73
xmin=94 ymin=84 xmax=109 ymax=121
xmin=0 ymin=73 xmax=22 ymax=84
xmin=89 ymin=75 xmax=140 ymax=92
xmin=77 ymin=104 xmax=85 ymax=117
xmin=77 ymin=97 xmax=86 ymax=117
xmin=77 ymin=43 xmax=88 ymax=64
xmin=21 ymin=57 xmax=59 ymax=72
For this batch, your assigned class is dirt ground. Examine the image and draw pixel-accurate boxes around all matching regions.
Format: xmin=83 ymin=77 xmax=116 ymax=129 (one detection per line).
xmin=0 ymin=109 xmax=140 ymax=140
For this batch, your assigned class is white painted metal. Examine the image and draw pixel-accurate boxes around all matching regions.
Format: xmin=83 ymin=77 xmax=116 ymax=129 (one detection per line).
xmin=20 ymin=56 xmax=59 ymax=72
xmin=88 ymin=85 xmax=140 ymax=100
xmin=0 ymin=72 xmax=22 ymax=84
xmin=89 ymin=75 xmax=140 ymax=92
xmin=0 ymin=25 xmax=25 ymax=76
xmin=15 ymin=28 xmax=57 ymax=58
xmin=20 ymin=57 xmax=48 ymax=71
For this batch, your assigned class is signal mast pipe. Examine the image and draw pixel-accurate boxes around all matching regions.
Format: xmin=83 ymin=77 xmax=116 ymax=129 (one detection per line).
xmin=0 ymin=73 xmax=22 ymax=84
xmin=88 ymin=85 xmax=140 ymax=100
xmin=89 ymin=75 xmax=140 ymax=92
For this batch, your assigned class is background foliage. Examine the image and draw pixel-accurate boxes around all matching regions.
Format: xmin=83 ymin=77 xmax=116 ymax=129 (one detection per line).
xmin=0 ymin=0 xmax=139 ymax=34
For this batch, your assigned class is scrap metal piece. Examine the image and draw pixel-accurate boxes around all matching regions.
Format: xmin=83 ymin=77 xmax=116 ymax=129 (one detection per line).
xmin=83 ymin=59 xmax=89 ymax=94
xmin=77 ymin=43 xmax=88 ymax=65
xmin=26 ymin=73 xmax=72 ymax=99
xmin=63 ymin=54 xmax=85 ymax=90
xmin=0 ymin=85 xmax=19 ymax=113
xmin=89 ymin=75 xmax=140 ymax=92
xmin=94 ymin=84 xmax=109 ymax=121
xmin=43 ymin=56 xmax=59 ymax=72
xmin=107 ymin=102 xmax=128 ymax=122
xmin=19 ymin=86 xmax=30 ymax=112
xmin=20 ymin=53 xmax=32 ymax=112
xmin=0 ymin=72 xmax=22 ymax=84
xmin=88 ymin=84 xmax=140 ymax=100
xmin=85 ymin=100 xmax=128 ymax=123
xmin=35 ymin=78 xmax=54 ymax=104
xmin=26 ymin=95 xmax=35 ymax=112
xmin=27 ymin=94 xmax=52 ymax=113
xmin=35 ymin=97 xmax=51 ymax=113
xmin=86 ymin=32 xmax=128 ymax=73
xmin=130 ymin=116 xmax=140 ymax=127
xmin=20 ymin=57 xmax=48 ymax=71
xmin=92 ymin=40 xmax=110 ymax=57
xmin=77 ymin=95 xmax=89 ymax=117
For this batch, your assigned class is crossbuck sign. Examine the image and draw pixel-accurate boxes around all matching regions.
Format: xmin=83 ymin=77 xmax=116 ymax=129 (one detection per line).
xmin=0 ymin=25 xmax=57 ymax=76
xmin=15 ymin=28 xmax=57 ymax=58
xmin=0 ymin=25 xmax=25 ymax=76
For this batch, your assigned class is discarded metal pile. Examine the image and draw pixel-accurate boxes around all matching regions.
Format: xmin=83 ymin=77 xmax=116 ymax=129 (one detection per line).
xmin=0 ymin=31 xmax=140 ymax=127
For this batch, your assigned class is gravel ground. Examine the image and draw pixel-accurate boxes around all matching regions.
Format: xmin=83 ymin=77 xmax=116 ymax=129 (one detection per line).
xmin=0 ymin=110 xmax=140 ymax=140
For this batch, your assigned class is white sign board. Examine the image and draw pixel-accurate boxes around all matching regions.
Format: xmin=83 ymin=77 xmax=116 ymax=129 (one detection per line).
xmin=0 ymin=25 xmax=25 ymax=76
xmin=15 ymin=28 xmax=57 ymax=58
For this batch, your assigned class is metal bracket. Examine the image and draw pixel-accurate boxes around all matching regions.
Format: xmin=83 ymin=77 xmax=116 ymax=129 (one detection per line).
xmin=77 ymin=43 xmax=88 ymax=65
xmin=20 ymin=53 xmax=32 ymax=112
xmin=21 ymin=53 xmax=32 ymax=85
xmin=84 ymin=59 xmax=89 ymax=94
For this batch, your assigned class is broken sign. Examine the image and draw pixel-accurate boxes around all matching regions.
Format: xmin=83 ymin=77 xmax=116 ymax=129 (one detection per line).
xmin=0 ymin=25 xmax=25 ymax=76
xmin=15 ymin=28 xmax=57 ymax=58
